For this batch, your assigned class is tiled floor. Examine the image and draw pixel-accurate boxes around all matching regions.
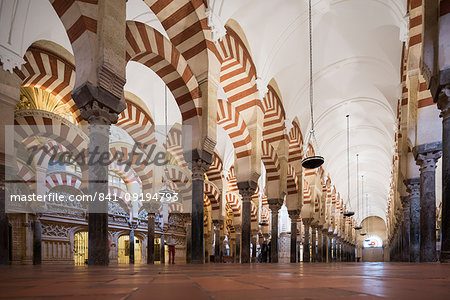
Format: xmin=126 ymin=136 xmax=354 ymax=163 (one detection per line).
xmin=1 ymin=263 xmax=450 ymax=299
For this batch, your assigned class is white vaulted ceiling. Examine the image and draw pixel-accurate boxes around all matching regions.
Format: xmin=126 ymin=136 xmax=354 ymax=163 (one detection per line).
xmin=6 ymin=0 xmax=407 ymax=222
xmin=214 ymin=0 xmax=407 ymax=221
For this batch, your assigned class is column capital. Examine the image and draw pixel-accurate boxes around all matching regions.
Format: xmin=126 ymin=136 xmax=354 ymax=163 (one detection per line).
xmin=288 ymin=209 xmax=300 ymax=221
xmin=404 ymin=177 xmax=420 ymax=197
xmin=72 ymin=82 xmax=126 ymax=124
xmin=237 ymin=181 xmax=257 ymax=201
xmin=302 ymin=218 xmax=313 ymax=227
xmin=414 ymin=142 xmax=442 ymax=172
xmin=267 ymin=198 xmax=283 ymax=212
xmin=185 ymin=149 xmax=212 ymax=180
xmin=437 ymin=84 xmax=450 ymax=120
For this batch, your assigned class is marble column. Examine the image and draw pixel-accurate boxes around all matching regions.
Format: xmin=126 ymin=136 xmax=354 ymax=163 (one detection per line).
xmin=189 ymin=155 xmax=210 ymax=264
xmin=238 ymin=182 xmax=256 ymax=264
xmin=235 ymin=232 xmax=241 ymax=263
xmin=288 ymin=210 xmax=300 ymax=263
xmin=184 ymin=214 xmax=192 ymax=264
xmin=316 ymin=227 xmax=323 ymax=262
xmin=311 ymin=226 xmax=317 ymax=262
xmin=414 ymin=143 xmax=441 ymax=262
xmin=322 ymin=229 xmax=328 ymax=262
xmin=147 ymin=213 xmax=155 ymax=264
xmin=327 ymin=234 xmax=333 ymax=263
xmin=438 ymin=87 xmax=450 ymax=263
xmin=213 ymin=220 xmax=221 ymax=263
xmin=129 ymin=230 xmax=135 ymax=264
xmin=303 ymin=219 xmax=311 ymax=262
xmin=401 ymin=197 xmax=410 ymax=262
xmin=33 ymin=218 xmax=41 ymax=265
xmin=251 ymin=230 xmax=258 ymax=263
xmin=268 ymin=199 xmax=282 ymax=263
xmin=160 ymin=234 xmax=165 ymax=264
xmin=405 ymin=178 xmax=420 ymax=262
xmin=87 ymin=118 xmax=111 ymax=266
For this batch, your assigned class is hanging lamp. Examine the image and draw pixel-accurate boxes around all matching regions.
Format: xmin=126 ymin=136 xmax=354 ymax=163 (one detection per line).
xmin=360 ymin=176 xmax=367 ymax=236
xmin=354 ymin=154 xmax=362 ymax=230
xmin=301 ymin=0 xmax=324 ymax=169
xmin=159 ymin=85 xmax=176 ymax=204
xmin=343 ymin=115 xmax=354 ymax=217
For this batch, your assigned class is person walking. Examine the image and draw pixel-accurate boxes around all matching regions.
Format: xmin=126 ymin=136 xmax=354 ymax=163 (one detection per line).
xmin=167 ymin=234 xmax=176 ymax=264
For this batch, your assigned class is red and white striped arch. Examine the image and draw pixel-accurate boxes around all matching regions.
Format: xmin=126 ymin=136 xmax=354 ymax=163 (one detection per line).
xmin=164 ymin=164 xmax=192 ymax=203
xmin=14 ymin=47 xmax=80 ymax=122
xmin=204 ymin=180 xmax=220 ymax=211
xmin=288 ymin=120 xmax=303 ymax=167
xmin=14 ymin=110 xmax=88 ymax=157
xmin=141 ymin=0 xmax=213 ymax=77
xmin=303 ymin=178 xmax=311 ymax=205
xmin=109 ymin=143 xmax=153 ymax=192
xmin=286 ymin=164 xmax=298 ymax=196
xmin=126 ymin=21 xmax=201 ymax=123
xmin=262 ymin=85 xmax=286 ymax=145
xmin=46 ymin=171 xmax=82 ymax=193
xmin=226 ymin=166 xmax=239 ymax=193
xmin=261 ymin=140 xmax=280 ymax=182
xmin=225 ymin=192 xmax=241 ymax=218
xmin=117 ymin=99 xmax=156 ymax=147
xmin=166 ymin=123 xmax=187 ymax=168
xmin=49 ymin=0 xmax=97 ymax=92
xmin=206 ymin=151 xmax=223 ymax=184
xmin=109 ymin=160 xmax=142 ymax=185
xmin=217 ymin=99 xmax=252 ymax=159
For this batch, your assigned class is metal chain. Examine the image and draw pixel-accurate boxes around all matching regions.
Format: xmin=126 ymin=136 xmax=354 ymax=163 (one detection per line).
xmin=309 ymin=0 xmax=314 ymax=132
xmin=346 ymin=115 xmax=350 ymax=208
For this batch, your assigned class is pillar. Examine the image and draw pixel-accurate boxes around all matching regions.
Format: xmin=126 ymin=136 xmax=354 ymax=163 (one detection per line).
xmin=184 ymin=213 xmax=192 ymax=263
xmin=311 ymin=226 xmax=317 ymax=262
xmin=213 ymin=220 xmax=221 ymax=263
xmin=438 ymin=87 xmax=450 ymax=263
xmin=87 ymin=118 xmax=111 ymax=266
xmin=33 ymin=218 xmax=41 ymax=265
xmin=303 ymin=219 xmax=311 ymax=262
xmin=288 ymin=210 xmax=300 ymax=263
xmin=160 ymin=234 xmax=165 ymax=264
xmin=322 ymin=229 xmax=328 ymax=262
xmin=129 ymin=230 xmax=135 ymax=264
xmin=414 ymin=143 xmax=441 ymax=262
xmin=268 ymin=199 xmax=282 ymax=263
xmin=238 ymin=181 xmax=256 ymax=263
xmin=251 ymin=230 xmax=258 ymax=263
xmin=188 ymin=154 xmax=210 ymax=264
xmin=406 ymin=178 xmax=420 ymax=262
xmin=327 ymin=234 xmax=332 ymax=263
xmin=401 ymin=197 xmax=410 ymax=262
xmin=147 ymin=213 xmax=155 ymax=264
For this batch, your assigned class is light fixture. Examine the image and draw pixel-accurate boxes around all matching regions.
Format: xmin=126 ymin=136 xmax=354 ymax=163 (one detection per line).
xmin=343 ymin=115 xmax=354 ymax=217
xmin=301 ymin=0 xmax=324 ymax=169
xmin=160 ymin=85 xmax=176 ymax=203
xmin=354 ymin=154 xmax=362 ymax=230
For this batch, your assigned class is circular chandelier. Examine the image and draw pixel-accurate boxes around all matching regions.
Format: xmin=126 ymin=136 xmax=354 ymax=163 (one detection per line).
xmin=301 ymin=0 xmax=324 ymax=170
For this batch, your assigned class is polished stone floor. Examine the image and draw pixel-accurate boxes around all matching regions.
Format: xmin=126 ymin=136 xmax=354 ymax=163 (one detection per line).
xmin=1 ymin=263 xmax=450 ymax=299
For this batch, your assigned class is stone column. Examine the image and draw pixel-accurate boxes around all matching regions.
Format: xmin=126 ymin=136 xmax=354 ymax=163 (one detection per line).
xmin=86 ymin=116 xmax=112 ymax=266
xmin=322 ymin=229 xmax=328 ymax=262
xmin=160 ymin=234 xmax=165 ymax=264
xmin=238 ymin=182 xmax=256 ymax=263
xmin=401 ymin=197 xmax=410 ymax=262
xmin=251 ymin=231 xmax=258 ymax=263
xmin=147 ymin=213 xmax=155 ymax=264
xmin=311 ymin=226 xmax=317 ymax=262
xmin=405 ymin=178 xmax=420 ymax=262
xmin=129 ymin=229 xmax=135 ymax=264
xmin=316 ymin=227 xmax=323 ymax=262
xmin=303 ymin=219 xmax=311 ymax=262
xmin=327 ymin=234 xmax=333 ymax=262
xmin=414 ymin=143 xmax=441 ymax=262
xmin=268 ymin=199 xmax=282 ymax=263
xmin=189 ymin=155 xmax=210 ymax=264
xmin=184 ymin=213 xmax=192 ymax=263
xmin=213 ymin=220 xmax=221 ymax=263
xmin=438 ymin=88 xmax=450 ymax=263
xmin=288 ymin=210 xmax=300 ymax=263
xmin=33 ymin=218 xmax=41 ymax=265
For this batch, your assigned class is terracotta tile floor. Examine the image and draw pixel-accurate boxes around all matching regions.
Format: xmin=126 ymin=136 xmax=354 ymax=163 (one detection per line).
xmin=1 ymin=263 xmax=450 ymax=299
